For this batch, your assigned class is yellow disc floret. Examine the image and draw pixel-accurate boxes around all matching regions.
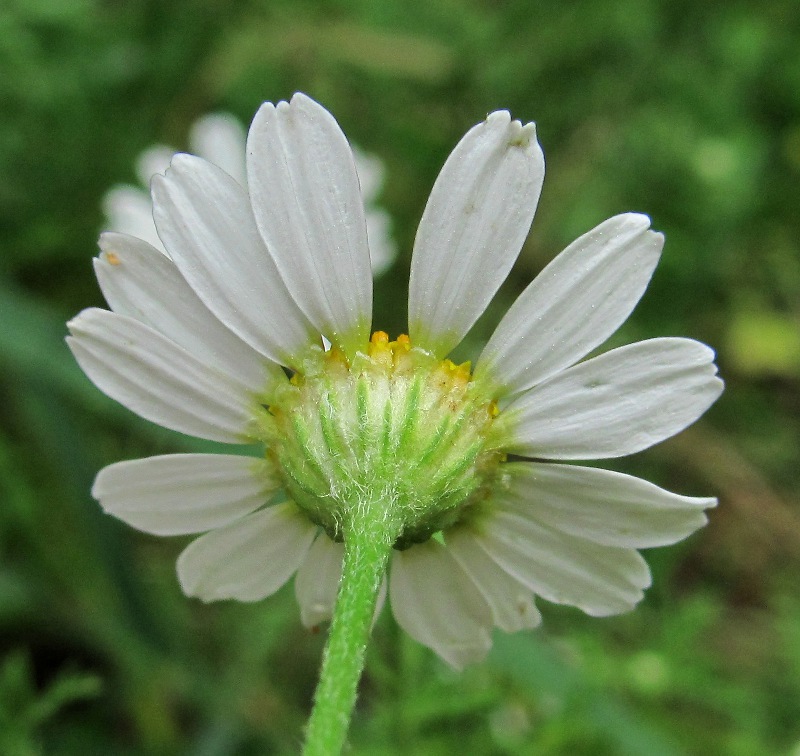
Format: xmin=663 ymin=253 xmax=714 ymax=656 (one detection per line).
xmin=259 ymin=333 xmax=503 ymax=549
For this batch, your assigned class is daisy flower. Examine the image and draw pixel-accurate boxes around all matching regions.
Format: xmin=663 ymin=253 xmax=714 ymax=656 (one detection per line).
xmin=68 ymin=92 xmax=722 ymax=750
xmin=102 ymin=111 xmax=397 ymax=275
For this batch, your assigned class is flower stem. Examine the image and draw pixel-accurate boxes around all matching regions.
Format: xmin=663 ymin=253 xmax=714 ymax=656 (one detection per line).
xmin=302 ymin=511 xmax=399 ymax=755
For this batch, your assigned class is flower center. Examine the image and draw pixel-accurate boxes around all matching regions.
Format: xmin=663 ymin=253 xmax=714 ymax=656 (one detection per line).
xmin=261 ymin=332 xmax=503 ymax=549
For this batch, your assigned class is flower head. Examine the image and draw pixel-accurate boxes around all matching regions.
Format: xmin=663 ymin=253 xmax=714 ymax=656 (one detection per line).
xmin=69 ymin=93 xmax=723 ymax=669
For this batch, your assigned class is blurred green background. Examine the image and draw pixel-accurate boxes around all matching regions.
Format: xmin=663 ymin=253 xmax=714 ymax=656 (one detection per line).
xmin=1 ymin=0 xmax=799 ymax=753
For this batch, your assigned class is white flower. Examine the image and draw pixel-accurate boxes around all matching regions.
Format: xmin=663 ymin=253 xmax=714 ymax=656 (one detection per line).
xmin=102 ymin=111 xmax=397 ymax=275
xmin=69 ymin=93 xmax=723 ymax=670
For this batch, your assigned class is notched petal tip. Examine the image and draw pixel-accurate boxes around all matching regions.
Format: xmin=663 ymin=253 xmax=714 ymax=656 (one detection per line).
xmin=618 ymin=211 xmax=652 ymax=228
xmin=484 ymin=109 xmax=510 ymax=126
xmin=161 ymin=151 xmax=199 ymax=178
xmin=289 ymin=91 xmax=317 ymax=108
xmin=507 ymin=119 xmax=537 ymax=149
xmin=90 ymin=468 xmax=111 ymax=503
xmin=649 ymin=230 xmax=666 ymax=252
xmin=156 ymin=153 xmax=215 ymax=197
xmin=95 ymin=235 xmax=128 ymax=268
xmin=260 ymin=92 xmax=326 ymax=118
xmin=698 ymin=347 xmax=725 ymax=398
xmin=603 ymin=212 xmax=663 ymax=250
xmin=484 ymin=110 xmax=540 ymax=151
xmin=710 ymin=375 xmax=725 ymax=402
xmin=617 ymin=212 xmax=663 ymax=247
xmin=148 ymin=171 xmax=167 ymax=201
xmin=249 ymin=100 xmax=276 ymax=131
xmin=65 ymin=306 xmax=102 ymax=335
xmin=98 ymin=230 xmax=126 ymax=249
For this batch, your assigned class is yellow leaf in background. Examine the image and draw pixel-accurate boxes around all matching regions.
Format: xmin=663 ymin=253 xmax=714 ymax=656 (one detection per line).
xmin=727 ymin=311 xmax=800 ymax=377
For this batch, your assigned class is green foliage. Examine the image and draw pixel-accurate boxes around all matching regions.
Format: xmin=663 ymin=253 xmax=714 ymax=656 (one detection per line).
xmin=0 ymin=649 xmax=101 ymax=756
xmin=1 ymin=0 xmax=799 ymax=752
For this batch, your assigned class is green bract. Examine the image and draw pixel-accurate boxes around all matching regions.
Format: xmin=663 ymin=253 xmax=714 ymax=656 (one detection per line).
xmin=262 ymin=333 xmax=504 ymax=550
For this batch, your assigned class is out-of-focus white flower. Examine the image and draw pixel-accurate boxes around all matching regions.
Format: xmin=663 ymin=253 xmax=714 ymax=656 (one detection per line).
xmin=72 ymin=94 xmax=723 ymax=669
xmin=102 ymin=111 xmax=397 ymax=275
xmin=350 ymin=146 xmax=396 ymax=276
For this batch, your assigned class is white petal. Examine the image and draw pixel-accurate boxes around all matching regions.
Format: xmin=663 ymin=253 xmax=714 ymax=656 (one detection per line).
xmin=366 ymin=208 xmax=397 ymax=277
xmin=67 ymin=308 xmax=259 ymax=443
xmin=496 ymin=338 xmax=724 ymax=459
xmin=177 ymin=503 xmax=316 ymax=602
xmin=390 ymin=540 xmax=493 ymax=669
xmin=93 ymin=454 xmax=279 ymax=535
xmin=476 ymin=214 xmax=663 ymax=395
xmin=135 ymin=144 xmax=175 ymax=187
xmin=352 ymin=147 xmax=396 ymax=275
xmin=293 ymin=535 xmax=390 ymax=629
xmin=478 ymin=507 xmax=652 ymax=616
xmin=408 ymin=111 xmax=545 ymax=357
xmin=102 ymin=185 xmax=166 ymax=254
xmin=352 ymin=146 xmax=385 ymax=202
xmin=246 ymin=93 xmax=372 ymax=355
xmin=152 ymin=154 xmax=315 ymax=366
xmin=500 ymin=462 xmax=715 ymax=548
xmin=447 ymin=528 xmax=541 ymax=632
xmin=294 ymin=535 xmax=344 ymax=628
xmin=95 ymin=233 xmax=280 ymax=394
xmin=189 ymin=113 xmax=247 ymax=186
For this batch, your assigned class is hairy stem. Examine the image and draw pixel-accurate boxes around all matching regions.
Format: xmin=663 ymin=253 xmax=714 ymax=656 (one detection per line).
xmin=302 ymin=508 xmax=399 ymax=755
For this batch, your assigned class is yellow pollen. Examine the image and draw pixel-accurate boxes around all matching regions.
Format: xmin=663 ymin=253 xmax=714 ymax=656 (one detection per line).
xmin=394 ymin=334 xmax=411 ymax=354
xmin=368 ymin=331 xmax=414 ymax=361
xmin=105 ymin=251 xmax=121 ymax=265
xmin=440 ymin=358 xmax=472 ymax=387
xmin=325 ymin=344 xmax=349 ymax=371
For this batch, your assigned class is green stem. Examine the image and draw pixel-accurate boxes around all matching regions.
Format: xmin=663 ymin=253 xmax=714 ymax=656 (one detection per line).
xmin=302 ymin=511 xmax=399 ymax=755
